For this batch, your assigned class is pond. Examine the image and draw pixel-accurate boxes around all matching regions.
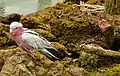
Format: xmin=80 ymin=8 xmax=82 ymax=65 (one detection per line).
xmin=0 ymin=0 xmax=64 ymax=16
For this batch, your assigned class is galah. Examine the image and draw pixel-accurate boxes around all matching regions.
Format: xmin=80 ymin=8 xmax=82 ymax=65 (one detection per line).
xmin=10 ymin=22 xmax=64 ymax=61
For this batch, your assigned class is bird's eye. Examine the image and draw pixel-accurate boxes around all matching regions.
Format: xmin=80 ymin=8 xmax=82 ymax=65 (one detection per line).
xmin=15 ymin=27 xmax=19 ymax=29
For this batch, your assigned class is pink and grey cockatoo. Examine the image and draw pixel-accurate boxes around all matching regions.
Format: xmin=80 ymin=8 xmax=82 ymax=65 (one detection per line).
xmin=10 ymin=22 xmax=64 ymax=61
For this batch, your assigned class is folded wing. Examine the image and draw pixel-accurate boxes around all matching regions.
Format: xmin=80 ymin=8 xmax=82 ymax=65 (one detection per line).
xmin=21 ymin=30 xmax=64 ymax=61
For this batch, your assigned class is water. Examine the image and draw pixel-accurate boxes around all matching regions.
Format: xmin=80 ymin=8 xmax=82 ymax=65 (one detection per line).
xmin=0 ymin=0 xmax=64 ymax=16
xmin=0 ymin=0 xmax=5 ymax=16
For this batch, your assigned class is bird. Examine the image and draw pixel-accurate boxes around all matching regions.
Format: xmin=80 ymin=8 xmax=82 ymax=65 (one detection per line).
xmin=10 ymin=22 xmax=64 ymax=61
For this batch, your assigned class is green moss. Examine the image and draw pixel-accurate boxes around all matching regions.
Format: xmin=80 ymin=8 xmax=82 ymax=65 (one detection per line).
xmin=61 ymin=68 xmax=71 ymax=76
xmin=64 ymin=0 xmax=81 ymax=4
xmin=66 ymin=43 xmax=75 ymax=51
xmin=33 ymin=29 xmax=56 ymax=41
xmin=87 ymin=72 xmax=101 ymax=76
xmin=0 ymin=23 xmax=16 ymax=47
xmin=61 ymin=61 xmax=73 ymax=76
xmin=105 ymin=64 xmax=120 ymax=76
xmin=51 ymin=42 xmax=71 ymax=56
xmin=41 ymin=31 xmax=56 ymax=40
xmin=78 ymin=51 xmax=104 ymax=71
xmin=59 ymin=40 xmax=68 ymax=45
xmin=86 ymin=0 xmax=97 ymax=4
xmin=21 ymin=10 xmax=52 ymax=31
xmin=0 ymin=37 xmax=7 ymax=44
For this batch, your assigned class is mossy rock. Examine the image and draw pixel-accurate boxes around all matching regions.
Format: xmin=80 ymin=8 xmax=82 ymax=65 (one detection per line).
xmin=0 ymin=59 xmax=4 ymax=71
xmin=0 ymin=13 xmax=21 ymax=24
xmin=44 ymin=3 xmax=91 ymax=50
xmin=0 ymin=23 xmax=15 ymax=47
xmin=51 ymin=42 xmax=71 ymax=56
xmin=64 ymin=0 xmax=105 ymax=5
xmin=1 ymin=2 xmax=120 ymax=76
xmin=20 ymin=3 xmax=113 ymax=52
xmin=86 ymin=0 xmax=105 ymax=5
xmin=78 ymin=51 xmax=102 ymax=71
xmin=33 ymin=29 xmax=56 ymax=41
xmin=20 ymin=10 xmax=51 ymax=31
xmin=105 ymin=64 xmax=120 ymax=76
xmin=64 ymin=0 xmax=88 ymax=4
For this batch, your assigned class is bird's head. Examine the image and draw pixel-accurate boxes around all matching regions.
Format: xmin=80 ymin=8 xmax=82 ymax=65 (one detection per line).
xmin=10 ymin=22 xmax=23 ymax=33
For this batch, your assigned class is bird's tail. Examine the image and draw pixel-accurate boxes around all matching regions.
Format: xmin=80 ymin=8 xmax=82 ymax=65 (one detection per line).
xmin=41 ymin=47 xmax=65 ymax=61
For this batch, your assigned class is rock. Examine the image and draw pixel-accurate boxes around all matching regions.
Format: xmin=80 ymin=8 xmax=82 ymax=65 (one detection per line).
xmin=0 ymin=13 xmax=21 ymax=24
xmin=0 ymin=23 xmax=16 ymax=47
xmin=79 ymin=44 xmax=120 ymax=59
xmin=32 ymin=51 xmax=54 ymax=67
xmin=105 ymin=64 xmax=120 ymax=76
xmin=20 ymin=3 xmax=114 ymax=52
xmin=51 ymin=42 xmax=71 ymax=56
xmin=64 ymin=0 xmax=88 ymax=4
xmin=1 ymin=2 xmax=120 ymax=76
xmin=0 ymin=52 xmax=47 ymax=76
xmin=0 ymin=59 xmax=4 ymax=71
xmin=0 ymin=49 xmax=65 ymax=76
xmin=64 ymin=0 xmax=105 ymax=5
xmin=69 ymin=67 xmax=87 ymax=76
xmin=35 ymin=66 xmax=47 ymax=76
xmin=112 ymin=26 xmax=120 ymax=50
xmin=62 ymin=57 xmax=73 ymax=64
xmin=33 ymin=29 xmax=56 ymax=41
xmin=47 ymin=61 xmax=64 ymax=76
xmin=86 ymin=0 xmax=105 ymax=5
xmin=19 ymin=4 xmax=120 ymax=74
xmin=78 ymin=51 xmax=101 ymax=70
xmin=0 ymin=47 xmax=21 ymax=60
xmin=20 ymin=11 xmax=51 ymax=31
xmin=76 ymin=44 xmax=120 ymax=72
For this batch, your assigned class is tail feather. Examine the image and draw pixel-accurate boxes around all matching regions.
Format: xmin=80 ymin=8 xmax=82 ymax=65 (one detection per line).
xmin=42 ymin=49 xmax=59 ymax=59
xmin=40 ymin=47 xmax=65 ymax=61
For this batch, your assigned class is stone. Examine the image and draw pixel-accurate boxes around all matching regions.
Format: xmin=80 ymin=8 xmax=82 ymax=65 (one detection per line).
xmin=0 ymin=13 xmax=21 ymax=24
xmin=69 ymin=67 xmax=87 ymax=76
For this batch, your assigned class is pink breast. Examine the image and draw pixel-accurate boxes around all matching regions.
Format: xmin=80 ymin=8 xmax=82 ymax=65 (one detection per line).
xmin=11 ymin=27 xmax=33 ymax=51
xmin=12 ymin=33 xmax=33 ymax=51
xmin=20 ymin=40 xmax=34 ymax=51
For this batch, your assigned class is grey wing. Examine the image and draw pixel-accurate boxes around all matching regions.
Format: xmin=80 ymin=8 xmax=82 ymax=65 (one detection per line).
xmin=21 ymin=30 xmax=51 ymax=49
xmin=23 ymin=29 xmax=39 ymax=36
